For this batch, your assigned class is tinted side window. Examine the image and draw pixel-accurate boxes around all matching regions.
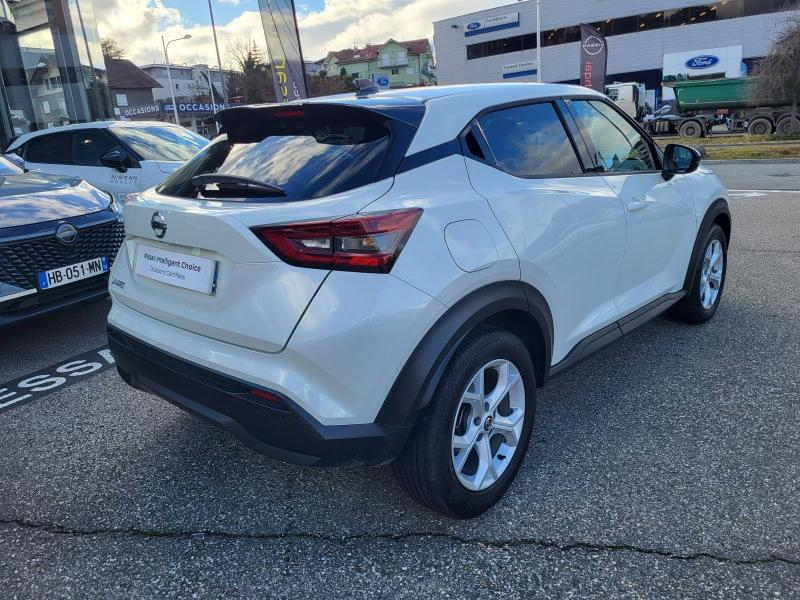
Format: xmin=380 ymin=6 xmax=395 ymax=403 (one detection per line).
xmin=73 ymin=129 xmax=125 ymax=166
xmin=568 ymin=100 xmax=656 ymax=172
xmin=477 ymin=103 xmax=583 ymax=178
xmin=24 ymin=132 xmax=72 ymax=164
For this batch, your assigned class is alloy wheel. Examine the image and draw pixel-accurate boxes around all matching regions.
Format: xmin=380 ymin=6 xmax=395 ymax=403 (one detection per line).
xmin=700 ymin=239 xmax=724 ymax=310
xmin=451 ymin=359 xmax=525 ymax=491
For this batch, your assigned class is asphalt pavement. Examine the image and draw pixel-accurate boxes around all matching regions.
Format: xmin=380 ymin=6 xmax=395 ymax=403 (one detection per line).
xmin=1 ymin=163 xmax=799 ymax=598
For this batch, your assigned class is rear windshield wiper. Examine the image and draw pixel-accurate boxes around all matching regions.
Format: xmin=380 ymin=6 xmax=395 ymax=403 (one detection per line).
xmin=191 ymin=174 xmax=286 ymax=197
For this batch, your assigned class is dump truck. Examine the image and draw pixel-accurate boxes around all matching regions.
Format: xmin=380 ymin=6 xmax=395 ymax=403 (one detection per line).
xmin=664 ymin=78 xmax=798 ymax=137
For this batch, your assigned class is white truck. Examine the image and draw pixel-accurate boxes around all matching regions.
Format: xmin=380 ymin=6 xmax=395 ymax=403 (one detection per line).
xmin=605 ymin=82 xmax=649 ymax=121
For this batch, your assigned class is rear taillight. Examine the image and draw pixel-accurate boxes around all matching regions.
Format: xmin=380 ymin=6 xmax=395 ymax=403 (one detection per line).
xmin=252 ymin=208 xmax=422 ymax=273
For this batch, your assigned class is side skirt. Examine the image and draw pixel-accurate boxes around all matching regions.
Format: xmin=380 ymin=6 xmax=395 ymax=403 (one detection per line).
xmin=547 ymin=291 xmax=686 ymax=381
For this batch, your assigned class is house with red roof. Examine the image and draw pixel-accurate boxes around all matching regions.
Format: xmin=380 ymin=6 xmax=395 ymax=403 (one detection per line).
xmin=319 ymin=38 xmax=435 ymax=87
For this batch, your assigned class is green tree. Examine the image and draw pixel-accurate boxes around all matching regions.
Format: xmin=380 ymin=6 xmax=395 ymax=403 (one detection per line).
xmin=225 ymin=39 xmax=274 ymax=104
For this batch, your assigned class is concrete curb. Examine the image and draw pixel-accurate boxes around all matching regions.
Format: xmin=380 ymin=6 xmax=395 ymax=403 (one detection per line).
xmin=702 ymin=158 xmax=800 ymax=165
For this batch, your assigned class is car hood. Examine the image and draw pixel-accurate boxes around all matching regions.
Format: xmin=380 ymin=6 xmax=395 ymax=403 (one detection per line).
xmin=0 ymin=172 xmax=112 ymax=228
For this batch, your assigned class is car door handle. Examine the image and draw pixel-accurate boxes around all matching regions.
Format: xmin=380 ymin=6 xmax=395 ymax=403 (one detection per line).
xmin=626 ymin=198 xmax=654 ymax=212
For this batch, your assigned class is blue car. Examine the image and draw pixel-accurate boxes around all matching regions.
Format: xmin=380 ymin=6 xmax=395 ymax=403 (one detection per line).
xmin=0 ymin=155 xmax=124 ymax=326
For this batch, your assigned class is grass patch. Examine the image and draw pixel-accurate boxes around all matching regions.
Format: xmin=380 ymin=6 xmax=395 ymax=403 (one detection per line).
xmin=654 ymin=135 xmax=800 ymax=159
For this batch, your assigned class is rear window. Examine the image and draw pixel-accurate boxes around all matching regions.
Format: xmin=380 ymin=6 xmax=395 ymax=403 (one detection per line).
xmin=157 ymin=104 xmax=403 ymax=201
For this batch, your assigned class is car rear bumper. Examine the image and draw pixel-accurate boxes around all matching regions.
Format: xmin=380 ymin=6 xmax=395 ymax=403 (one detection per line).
xmin=107 ymin=326 xmax=411 ymax=467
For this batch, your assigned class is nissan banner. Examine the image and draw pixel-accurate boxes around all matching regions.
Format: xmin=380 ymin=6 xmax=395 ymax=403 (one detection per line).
xmin=258 ymin=0 xmax=308 ymax=102
xmin=579 ymin=24 xmax=608 ymax=93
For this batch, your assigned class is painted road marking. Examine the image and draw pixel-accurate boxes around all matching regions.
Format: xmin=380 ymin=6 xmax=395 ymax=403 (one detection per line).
xmin=0 ymin=346 xmax=115 ymax=413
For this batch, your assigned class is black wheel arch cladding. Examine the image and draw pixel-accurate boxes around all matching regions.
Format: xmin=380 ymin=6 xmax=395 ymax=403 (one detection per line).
xmin=376 ymin=280 xmax=553 ymax=429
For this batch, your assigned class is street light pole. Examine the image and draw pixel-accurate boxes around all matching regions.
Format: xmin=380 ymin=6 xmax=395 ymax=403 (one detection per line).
xmin=536 ymin=0 xmax=542 ymax=82
xmin=162 ymin=34 xmax=192 ymax=126
xmin=207 ymin=0 xmax=228 ymax=104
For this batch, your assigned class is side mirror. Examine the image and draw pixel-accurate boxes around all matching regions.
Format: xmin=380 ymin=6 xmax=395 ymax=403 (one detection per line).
xmin=100 ymin=149 xmax=128 ymax=173
xmin=3 ymin=153 xmax=28 ymax=172
xmin=662 ymin=143 xmax=701 ymax=180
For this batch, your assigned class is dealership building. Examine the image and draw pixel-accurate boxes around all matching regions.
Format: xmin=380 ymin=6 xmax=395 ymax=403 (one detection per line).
xmin=433 ymin=0 xmax=795 ymax=107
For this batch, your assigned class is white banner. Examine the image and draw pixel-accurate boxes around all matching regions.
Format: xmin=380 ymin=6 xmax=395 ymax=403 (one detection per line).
xmin=465 ymin=12 xmax=519 ymax=37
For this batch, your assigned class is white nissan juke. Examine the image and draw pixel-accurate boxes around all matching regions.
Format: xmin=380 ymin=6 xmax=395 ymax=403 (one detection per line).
xmin=107 ymin=83 xmax=730 ymax=518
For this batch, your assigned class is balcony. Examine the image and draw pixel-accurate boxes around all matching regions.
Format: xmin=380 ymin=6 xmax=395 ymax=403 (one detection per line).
xmin=378 ymin=54 xmax=408 ymax=67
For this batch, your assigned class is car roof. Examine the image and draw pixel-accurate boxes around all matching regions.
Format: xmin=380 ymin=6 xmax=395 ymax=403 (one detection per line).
xmin=325 ymin=83 xmax=605 ymax=155
xmin=7 ymin=120 xmax=180 ymax=150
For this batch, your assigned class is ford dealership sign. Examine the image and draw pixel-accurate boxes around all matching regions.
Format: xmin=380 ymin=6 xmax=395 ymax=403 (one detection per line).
xmin=686 ymin=55 xmax=720 ymax=70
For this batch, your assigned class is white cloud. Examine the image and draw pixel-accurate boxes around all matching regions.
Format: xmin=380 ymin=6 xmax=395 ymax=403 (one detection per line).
xmin=95 ymin=0 xmax=510 ymax=66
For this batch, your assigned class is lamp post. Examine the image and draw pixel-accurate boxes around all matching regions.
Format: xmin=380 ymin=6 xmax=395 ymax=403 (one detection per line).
xmin=162 ymin=34 xmax=192 ymax=126
xmin=207 ymin=0 xmax=228 ymax=104
xmin=536 ymin=0 xmax=542 ymax=82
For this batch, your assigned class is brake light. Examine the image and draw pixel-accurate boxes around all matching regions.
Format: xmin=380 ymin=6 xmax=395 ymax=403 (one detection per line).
xmin=252 ymin=208 xmax=422 ymax=273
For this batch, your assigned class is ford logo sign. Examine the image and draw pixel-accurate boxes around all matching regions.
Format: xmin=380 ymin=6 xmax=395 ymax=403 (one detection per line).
xmin=466 ymin=22 xmax=481 ymax=30
xmin=686 ymin=55 xmax=720 ymax=69
xmin=375 ymin=76 xmax=389 ymax=86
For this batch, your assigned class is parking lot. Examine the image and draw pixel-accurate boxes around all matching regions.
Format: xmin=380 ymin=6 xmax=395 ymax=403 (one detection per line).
xmin=1 ymin=163 xmax=799 ymax=598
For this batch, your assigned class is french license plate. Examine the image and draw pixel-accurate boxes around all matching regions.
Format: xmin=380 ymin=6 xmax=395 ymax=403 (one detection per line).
xmin=37 ymin=257 xmax=108 ymax=290
xmin=134 ymin=244 xmax=217 ymax=295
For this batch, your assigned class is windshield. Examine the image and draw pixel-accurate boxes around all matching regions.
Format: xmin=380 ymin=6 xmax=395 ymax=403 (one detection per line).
xmin=157 ymin=105 xmax=397 ymax=201
xmin=0 ymin=155 xmax=23 ymax=176
xmin=111 ymin=125 xmax=208 ymax=162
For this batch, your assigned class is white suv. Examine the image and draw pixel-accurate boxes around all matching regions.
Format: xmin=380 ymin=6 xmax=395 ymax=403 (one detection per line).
xmin=5 ymin=121 xmax=208 ymax=201
xmin=107 ymin=84 xmax=730 ymax=518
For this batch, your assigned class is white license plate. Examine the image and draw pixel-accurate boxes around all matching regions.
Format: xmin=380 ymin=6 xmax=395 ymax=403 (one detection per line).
xmin=37 ymin=257 xmax=108 ymax=290
xmin=134 ymin=244 xmax=217 ymax=295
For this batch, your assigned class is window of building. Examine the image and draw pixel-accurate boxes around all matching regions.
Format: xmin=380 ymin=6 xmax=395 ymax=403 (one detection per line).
xmin=115 ymin=94 xmax=128 ymax=107
xmin=391 ymin=68 xmax=399 ymax=75
xmin=613 ymin=15 xmax=638 ymax=35
xmin=42 ymin=100 xmax=51 ymax=114
xmin=464 ymin=1 xmax=783 ymax=61
xmin=477 ymin=103 xmax=583 ymax=178
xmin=566 ymin=100 xmax=655 ymax=172
xmin=24 ymin=132 xmax=72 ymax=164
xmin=639 ymin=11 xmax=665 ymax=30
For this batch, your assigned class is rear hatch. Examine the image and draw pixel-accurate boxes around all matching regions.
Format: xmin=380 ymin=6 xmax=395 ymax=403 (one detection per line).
xmin=111 ymin=100 xmax=423 ymax=353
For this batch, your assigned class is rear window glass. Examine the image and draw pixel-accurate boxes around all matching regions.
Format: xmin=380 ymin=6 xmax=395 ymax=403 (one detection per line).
xmin=157 ymin=106 xmax=394 ymax=201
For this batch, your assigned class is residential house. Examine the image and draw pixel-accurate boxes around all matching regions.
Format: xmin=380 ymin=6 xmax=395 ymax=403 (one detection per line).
xmin=106 ymin=58 xmax=161 ymax=119
xmin=320 ymin=39 xmax=435 ymax=88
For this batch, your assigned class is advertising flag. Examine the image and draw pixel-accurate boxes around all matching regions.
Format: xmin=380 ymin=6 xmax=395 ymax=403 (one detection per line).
xmin=579 ymin=24 xmax=608 ymax=93
xmin=257 ymin=0 xmax=308 ymax=102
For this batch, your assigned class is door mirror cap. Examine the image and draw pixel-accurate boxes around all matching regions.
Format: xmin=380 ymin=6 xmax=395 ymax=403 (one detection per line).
xmin=3 ymin=153 xmax=28 ymax=172
xmin=100 ymin=149 xmax=128 ymax=172
xmin=662 ymin=143 xmax=701 ymax=180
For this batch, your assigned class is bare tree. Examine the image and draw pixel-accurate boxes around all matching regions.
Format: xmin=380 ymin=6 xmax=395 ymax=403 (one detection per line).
xmin=101 ymin=37 xmax=126 ymax=60
xmin=225 ymin=38 xmax=274 ymax=104
xmin=750 ymin=5 xmax=800 ymax=133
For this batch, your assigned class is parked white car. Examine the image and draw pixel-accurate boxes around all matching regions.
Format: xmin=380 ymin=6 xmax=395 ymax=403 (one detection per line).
xmin=5 ymin=121 xmax=208 ymax=202
xmin=106 ymin=83 xmax=731 ymax=518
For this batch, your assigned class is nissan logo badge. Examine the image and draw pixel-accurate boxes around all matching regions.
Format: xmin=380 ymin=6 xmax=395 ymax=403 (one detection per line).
xmin=151 ymin=211 xmax=167 ymax=239
xmin=55 ymin=223 xmax=78 ymax=245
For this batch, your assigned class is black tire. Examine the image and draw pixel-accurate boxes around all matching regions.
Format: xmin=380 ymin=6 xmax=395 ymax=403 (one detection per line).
xmin=393 ymin=326 xmax=537 ymax=518
xmin=670 ymin=224 xmax=728 ymax=324
xmin=679 ymin=120 xmax=703 ymax=138
xmin=748 ymin=117 xmax=773 ymax=136
xmin=776 ymin=116 xmax=800 ymax=135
